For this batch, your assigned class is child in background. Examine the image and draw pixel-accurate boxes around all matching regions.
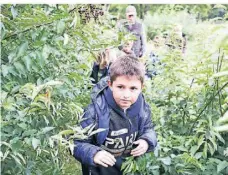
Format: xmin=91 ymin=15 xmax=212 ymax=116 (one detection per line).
xmin=74 ymin=55 xmax=157 ymax=175
xmin=91 ymin=48 xmax=117 ymax=84
xmin=118 ymin=40 xmax=136 ymax=58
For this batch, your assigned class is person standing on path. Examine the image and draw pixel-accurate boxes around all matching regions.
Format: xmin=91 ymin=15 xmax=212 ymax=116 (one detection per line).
xmin=117 ymin=5 xmax=146 ymax=58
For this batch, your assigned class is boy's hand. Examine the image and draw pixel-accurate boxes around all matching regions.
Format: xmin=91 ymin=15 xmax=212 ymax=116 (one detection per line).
xmin=131 ymin=139 xmax=149 ymax=157
xmin=94 ymin=150 xmax=116 ymax=167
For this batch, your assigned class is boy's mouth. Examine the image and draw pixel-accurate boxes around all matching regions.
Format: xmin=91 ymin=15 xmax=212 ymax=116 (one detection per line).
xmin=121 ymin=99 xmax=130 ymax=103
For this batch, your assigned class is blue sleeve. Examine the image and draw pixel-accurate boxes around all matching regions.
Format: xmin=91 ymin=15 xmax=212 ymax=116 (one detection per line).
xmin=138 ymin=104 xmax=157 ymax=152
xmin=73 ymin=104 xmax=101 ymax=166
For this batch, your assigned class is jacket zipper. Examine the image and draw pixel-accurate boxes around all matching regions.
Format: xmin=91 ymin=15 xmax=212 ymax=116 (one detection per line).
xmin=121 ymin=110 xmax=132 ymax=156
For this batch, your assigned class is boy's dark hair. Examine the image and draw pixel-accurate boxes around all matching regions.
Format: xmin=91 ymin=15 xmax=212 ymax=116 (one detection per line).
xmin=109 ymin=55 xmax=145 ymax=84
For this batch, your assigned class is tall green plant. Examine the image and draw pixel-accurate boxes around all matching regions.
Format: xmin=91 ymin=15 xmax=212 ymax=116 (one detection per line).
xmin=1 ymin=4 xmax=120 ymax=174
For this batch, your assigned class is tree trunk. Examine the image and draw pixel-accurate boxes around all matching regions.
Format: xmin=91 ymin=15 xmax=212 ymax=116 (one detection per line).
xmin=140 ymin=4 xmax=143 ymax=19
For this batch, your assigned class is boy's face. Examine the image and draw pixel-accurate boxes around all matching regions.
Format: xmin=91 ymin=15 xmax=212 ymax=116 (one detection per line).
xmin=123 ymin=41 xmax=133 ymax=53
xmin=108 ymin=75 xmax=143 ymax=110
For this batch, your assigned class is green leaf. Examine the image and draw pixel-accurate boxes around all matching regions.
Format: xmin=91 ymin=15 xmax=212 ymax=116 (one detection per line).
xmin=194 ymin=152 xmax=203 ymax=159
xmin=59 ymin=130 xmax=75 ymax=135
xmin=1 ymin=65 xmax=9 ymax=77
xmin=0 ymin=151 xmax=3 ymax=158
xmin=88 ymin=128 xmax=106 ymax=137
xmin=41 ymin=127 xmax=55 ymax=134
xmin=32 ymin=138 xmax=40 ymax=149
xmin=10 ymin=6 xmax=18 ymax=19
xmin=197 ymin=134 xmax=205 ymax=149
xmin=217 ymin=161 xmax=228 ymax=173
xmin=217 ymin=111 xmax=228 ymax=124
xmin=208 ymin=137 xmax=217 ymax=151
xmin=215 ymin=124 xmax=228 ymax=132
xmin=70 ymin=14 xmax=77 ymax=28
xmin=63 ymin=33 xmax=69 ymax=45
xmin=14 ymin=62 xmax=26 ymax=75
xmin=190 ymin=145 xmax=198 ymax=156
xmin=15 ymin=153 xmax=26 ymax=164
xmin=203 ymin=143 xmax=207 ymax=158
xmin=213 ymin=71 xmax=228 ymax=78
xmin=211 ymin=130 xmax=225 ymax=144
xmin=159 ymin=156 xmax=171 ymax=165
xmin=22 ymin=55 xmax=32 ymax=71
xmin=208 ymin=143 xmax=215 ymax=155
xmin=17 ymin=42 xmax=28 ymax=57
xmin=44 ymin=80 xmax=64 ymax=86
xmin=17 ymin=123 xmax=27 ymax=129
xmin=57 ymin=20 xmax=65 ymax=34
xmin=0 ymin=90 xmax=8 ymax=103
xmin=11 ymin=154 xmax=22 ymax=165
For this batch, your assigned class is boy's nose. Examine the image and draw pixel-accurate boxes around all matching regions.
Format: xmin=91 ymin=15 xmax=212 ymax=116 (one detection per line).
xmin=123 ymin=90 xmax=131 ymax=99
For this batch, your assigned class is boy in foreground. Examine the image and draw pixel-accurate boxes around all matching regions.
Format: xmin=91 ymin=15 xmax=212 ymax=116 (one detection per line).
xmin=73 ymin=55 xmax=157 ymax=175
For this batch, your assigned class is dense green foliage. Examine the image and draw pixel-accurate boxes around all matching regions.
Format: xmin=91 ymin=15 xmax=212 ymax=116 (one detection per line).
xmin=1 ymin=4 xmax=228 ymax=175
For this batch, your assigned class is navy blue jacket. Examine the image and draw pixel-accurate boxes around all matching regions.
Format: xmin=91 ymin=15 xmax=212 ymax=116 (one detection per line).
xmin=73 ymin=76 xmax=157 ymax=167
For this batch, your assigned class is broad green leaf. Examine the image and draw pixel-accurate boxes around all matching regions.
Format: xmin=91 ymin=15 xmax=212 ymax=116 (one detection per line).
xmin=63 ymin=33 xmax=69 ymax=45
xmin=10 ymin=6 xmax=18 ymax=19
xmin=208 ymin=143 xmax=215 ymax=155
xmin=14 ymin=62 xmax=26 ymax=75
xmin=32 ymin=138 xmax=40 ymax=149
xmin=0 ymin=151 xmax=3 ymax=158
xmin=197 ymin=134 xmax=205 ymax=149
xmin=211 ymin=130 xmax=225 ymax=144
xmin=41 ymin=127 xmax=55 ymax=134
xmin=213 ymin=71 xmax=228 ymax=78
xmin=15 ymin=153 xmax=26 ymax=164
xmin=159 ymin=156 xmax=171 ymax=165
xmin=215 ymin=124 xmax=228 ymax=132
xmin=173 ymin=146 xmax=188 ymax=152
xmin=17 ymin=42 xmax=28 ymax=57
xmin=59 ymin=130 xmax=74 ymax=135
xmin=70 ymin=15 xmax=77 ymax=28
xmin=17 ymin=123 xmax=27 ymax=129
xmin=208 ymin=137 xmax=217 ymax=151
xmin=22 ymin=55 xmax=32 ymax=71
xmin=10 ymin=154 xmax=22 ymax=165
xmin=217 ymin=161 xmax=228 ymax=173
xmin=44 ymin=80 xmax=64 ymax=86
xmin=217 ymin=111 xmax=228 ymax=124
xmin=194 ymin=152 xmax=203 ymax=159
xmin=1 ymin=65 xmax=9 ymax=77
xmin=203 ymin=143 xmax=207 ymax=158
xmin=88 ymin=128 xmax=106 ymax=137
xmin=57 ymin=20 xmax=65 ymax=34
xmin=0 ymin=91 xmax=8 ymax=103
xmin=190 ymin=145 xmax=198 ymax=156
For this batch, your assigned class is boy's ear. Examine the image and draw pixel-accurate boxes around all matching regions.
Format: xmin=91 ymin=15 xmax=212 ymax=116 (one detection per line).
xmin=108 ymin=80 xmax=113 ymax=90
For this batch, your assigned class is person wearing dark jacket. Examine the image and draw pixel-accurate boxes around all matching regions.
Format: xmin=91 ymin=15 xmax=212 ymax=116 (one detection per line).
xmin=117 ymin=6 xmax=146 ymax=58
xmin=73 ymin=55 xmax=157 ymax=175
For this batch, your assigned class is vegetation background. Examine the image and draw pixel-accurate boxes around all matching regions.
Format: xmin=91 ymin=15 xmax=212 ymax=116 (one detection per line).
xmin=1 ymin=4 xmax=228 ymax=175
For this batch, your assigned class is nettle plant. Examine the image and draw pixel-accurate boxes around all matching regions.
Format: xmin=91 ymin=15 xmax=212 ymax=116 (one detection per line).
xmin=1 ymin=4 xmax=120 ymax=174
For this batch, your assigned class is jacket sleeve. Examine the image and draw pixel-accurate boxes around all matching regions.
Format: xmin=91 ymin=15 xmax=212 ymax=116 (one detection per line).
xmin=73 ymin=104 xmax=101 ymax=166
xmin=138 ymin=104 xmax=157 ymax=152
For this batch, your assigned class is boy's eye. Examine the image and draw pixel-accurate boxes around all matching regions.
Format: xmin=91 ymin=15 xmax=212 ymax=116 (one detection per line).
xmin=131 ymin=87 xmax=138 ymax=90
xmin=117 ymin=86 xmax=123 ymax=89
